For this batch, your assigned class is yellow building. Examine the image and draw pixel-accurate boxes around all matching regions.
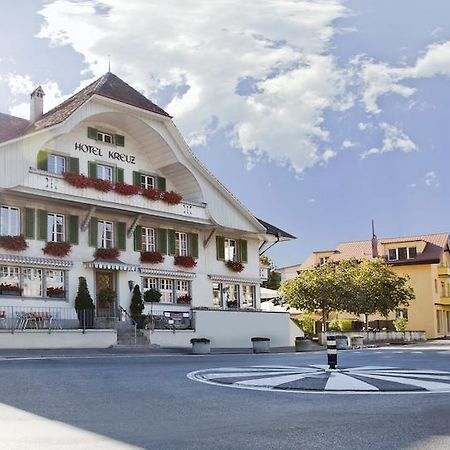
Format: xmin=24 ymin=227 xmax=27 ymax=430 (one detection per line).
xmin=280 ymin=233 xmax=450 ymax=339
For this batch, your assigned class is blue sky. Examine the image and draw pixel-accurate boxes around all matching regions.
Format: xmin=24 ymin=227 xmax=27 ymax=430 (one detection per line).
xmin=0 ymin=1 xmax=449 ymax=268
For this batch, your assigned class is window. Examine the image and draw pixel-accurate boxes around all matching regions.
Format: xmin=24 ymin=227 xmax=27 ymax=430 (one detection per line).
xmin=437 ymin=311 xmax=443 ymax=334
xmin=0 ymin=206 xmax=20 ymax=236
xmin=47 ymin=213 xmax=65 ymax=242
xmin=141 ymin=174 xmax=155 ymax=190
xmin=22 ymin=268 xmax=42 ymax=297
xmin=441 ymin=281 xmax=446 ymax=297
xmin=45 ymin=270 xmax=65 ymax=298
xmin=96 ymin=164 xmax=113 ymax=181
xmin=0 ymin=266 xmax=20 ymax=289
xmin=319 ymin=256 xmax=329 ymax=266
xmin=242 ymin=285 xmax=255 ymax=308
xmin=387 ymin=247 xmax=417 ymax=261
xmin=435 ymin=279 xmax=438 ymax=293
xmin=176 ymin=280 xmax=189 ymax=298
xmin=160 ymin=279 xmax=173 ymax=303
xmin=142 ymin=227 xmax=156 ymax=252
xmin=395 ymin=308 xmax=408 ymax=320
xmin=212 ymin=282 xmax=222 ymax=308
xmin=224 ymin=239 xmax=237 ymax=261
xmin=142 ymin=277 xmax=158 ymax=291
xmin=98 ymin=221 xmax=113 ymax=248
xmin=175 ymin=232 xmax=188 ymax=257
xmin=47 ymin=154 xmax=66 ymax=175
xmin=223 ymin=283 xmax=239 ymax=309
xmin=97 ymin=131 xmax=113 ymax=144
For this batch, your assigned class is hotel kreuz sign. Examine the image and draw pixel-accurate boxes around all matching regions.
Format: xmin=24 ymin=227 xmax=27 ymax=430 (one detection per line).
xmin=75 ymin=142 xmax=136 ymax=165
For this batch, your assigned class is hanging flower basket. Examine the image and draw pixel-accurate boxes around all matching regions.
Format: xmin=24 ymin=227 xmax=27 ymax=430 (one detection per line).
xmin=0 ymin=235 xmax=28 ymax=252
xmin=142 ymin=188 xmax=162 ymax=201
xmin=161 ymin=190 xmax=183 ymax=205
xmin=174 ymin=256 xmax=197 ymax=268
xmin=140 ymin=251 xmax=164 ymax=264
xmin=114 ymin=182 xmax=140 ymax=196
xmin=42 ymin=241 xmax=72 ymax=257
xmin=0 ymin=283 xmax=22 ymax=294
xmin=63 ymin=172 xmax=91 ymax=188
xmin=177 ymin=294 xmax=192 ymax=304
xmin=94 ymin=248 xmax=120 ymax=259
xmin=46 ymin=286 xmax=65 ymax=298
xmin=225 ymin=260 xmax=244 ymax=272
xmin=90 ymin=178 xmax=113 ymax=192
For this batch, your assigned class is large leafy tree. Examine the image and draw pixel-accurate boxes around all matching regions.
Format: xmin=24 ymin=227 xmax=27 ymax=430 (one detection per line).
xmin=260 ymin=255 xmax=282 ymax=290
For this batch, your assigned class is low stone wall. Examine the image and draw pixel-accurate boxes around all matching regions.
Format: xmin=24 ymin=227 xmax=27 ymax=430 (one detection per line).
xmin=0 ymin=329 xmax=117 ymax=349
xmin=319 ymin=330 xmax=427 ymax=346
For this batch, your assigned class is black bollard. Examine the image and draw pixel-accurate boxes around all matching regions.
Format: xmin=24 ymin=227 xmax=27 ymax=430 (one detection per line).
xmin=327 ymin=335 xmax=337 ymax=369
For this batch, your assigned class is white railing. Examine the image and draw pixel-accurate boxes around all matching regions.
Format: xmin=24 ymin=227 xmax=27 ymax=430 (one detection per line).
xmin=21 ymin=170 xmax=209 ymax=222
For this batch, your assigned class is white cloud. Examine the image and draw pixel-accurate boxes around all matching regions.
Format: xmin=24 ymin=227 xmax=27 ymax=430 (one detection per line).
xmin=307 ymin=198 xmax=316 ymax=203
xmin=36 ymin=0 xmax=351 ymax=173
xmin=408 ymin=183 xmax=417 ymax=188
xmin=425 ymin=171 xmax=439 ymax=187
xmin=358 ymin=122 xmax=370 ymax=130
xmin=322 ymin=148 xmax=337 ymax=162
xmin=342 ymin=139 xmax=355 ymax=148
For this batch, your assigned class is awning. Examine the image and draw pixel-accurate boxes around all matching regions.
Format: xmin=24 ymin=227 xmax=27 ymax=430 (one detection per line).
xmin=140 ymin=267 xmax=196 ymax=279
xmin=208 ymin=274 xmax=260 ymax=284
xmin=0 ymin=253 xmax=73 ymax=268
xmin=84 ymin=258 xmax=139 ymax=272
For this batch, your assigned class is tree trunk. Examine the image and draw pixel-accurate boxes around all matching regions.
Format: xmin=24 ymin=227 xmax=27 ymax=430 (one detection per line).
xmin=365 ymin=314 xmax=369 ymax=331
xmin=322 ymin=309 xmax=327 ymax=332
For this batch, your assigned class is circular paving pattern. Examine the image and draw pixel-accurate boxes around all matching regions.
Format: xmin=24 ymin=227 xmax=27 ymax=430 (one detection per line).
xmin=187 ymin=365 xmax=450 ymax=394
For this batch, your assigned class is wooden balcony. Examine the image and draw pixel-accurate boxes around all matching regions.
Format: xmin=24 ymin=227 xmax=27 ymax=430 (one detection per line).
xmin=13 ymin=169 xmax=210 ymax=225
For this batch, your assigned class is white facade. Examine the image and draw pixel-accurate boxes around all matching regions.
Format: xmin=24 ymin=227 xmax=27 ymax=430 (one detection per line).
xmin=0 ymin=73 xmax=294 ymax=347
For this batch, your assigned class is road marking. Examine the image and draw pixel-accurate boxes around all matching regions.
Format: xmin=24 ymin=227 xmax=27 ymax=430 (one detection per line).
xmin=188 ymin=365 xmax=450 ymax=394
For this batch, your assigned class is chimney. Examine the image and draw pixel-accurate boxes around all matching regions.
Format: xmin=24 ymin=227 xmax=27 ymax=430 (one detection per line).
xmin=30 ymin=86 xmax=45 ymax=122
xmin=371 ymin=219 xmax=379 ymax=258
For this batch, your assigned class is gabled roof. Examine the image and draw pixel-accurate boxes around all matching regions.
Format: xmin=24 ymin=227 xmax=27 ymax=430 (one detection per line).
xmin=0 ymin=72 xmax=170 ymax=144
xmin=257 ymin=218 xmax=296 ymax=240
xmin=298 ymin=232 xmax=449 ymax=270
xmin=0 ymin=113 xmax=30 ymax=144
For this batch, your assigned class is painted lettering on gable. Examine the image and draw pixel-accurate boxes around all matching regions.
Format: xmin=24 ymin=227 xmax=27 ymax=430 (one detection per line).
xmin=75 ymin=142 xmax=136 ymax=165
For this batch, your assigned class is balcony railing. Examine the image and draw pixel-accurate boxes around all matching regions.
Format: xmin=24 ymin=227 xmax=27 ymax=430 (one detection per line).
xmin=16 ymin=170 xmax=209 ymax=223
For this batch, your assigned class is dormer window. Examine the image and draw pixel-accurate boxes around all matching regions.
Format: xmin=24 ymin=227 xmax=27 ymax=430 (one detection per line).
xmin=96 ymin=131 xmax=113 ymax=144
xmin=388 ymin=247 xmax=417 ymax=261
xmin=319 ymin=256 xmax=329 ymax=266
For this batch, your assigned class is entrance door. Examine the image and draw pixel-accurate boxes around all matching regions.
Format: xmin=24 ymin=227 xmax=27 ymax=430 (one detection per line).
xmin=95 ymin=270 xmax=116 ymax=317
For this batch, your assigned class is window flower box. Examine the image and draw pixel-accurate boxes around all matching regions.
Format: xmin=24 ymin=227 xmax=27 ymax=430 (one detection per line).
xmin=174 ymin=256 xmax=197 ymax=268
xmin=225 ymin=260 xmax=244 ymax=272
xmin=0 ymin=283 xmax=22 ymax=295
xmin=0 ymin=235 xmax=28 ymax=252
xmin=89 ymin=178 xmax=113 ymax=192
xmin=161 ymin=190 xmax=182 ymax=205
xmin=42 ymin=241 xmax=72 ymax=257
xmin=46 ymin=286 xmax=65 ymax=298
xmin=114 ymin=182 xmax=140 ymax=196
xmin=177 ymin=294 xmax=192 ymax=304
xmin=94 ymin=248 xmax=120 ymax=259
xmin=142 ymin=188 xmax=162 ymax=201
xmin=63 ymin=172 xmax=91 ymax=188
xmin=140 ymin=251 xmax=164 ymax=264
xmin=227 ymin=300 xmax=238 ymax=309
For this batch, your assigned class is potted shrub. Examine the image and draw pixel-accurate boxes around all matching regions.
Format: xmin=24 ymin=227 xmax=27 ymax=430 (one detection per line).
xmin=177 ymin=294 xmax=191 ymax=304
xmin=191 ymin=338 xmax=210 ymax=354
xmin=225 ymin=261 xmax=244 ymax=272
xmin=251 ymin=337 xmax=270 ymax=353
xmin=130 ymin=285 xmax=145 ymax=329
xmin=95 ymin=247 xmax=120 ymax=259
xmin=174 ymin=256 xmax=197 ymax=268
xmin=97 ymin=287 xmax=116 ymax=310
xmin=140 ymin=251 xmax=164 ymax=264
xmin=0 ymin=235 xmax=28 ymax=252
xmin=42 ymin=241 xmax=72 ymax=257
xmin=144 ymin=288 xmax=162 ymax=304
xmin=74 ymin=276 xmax=95 ymax=328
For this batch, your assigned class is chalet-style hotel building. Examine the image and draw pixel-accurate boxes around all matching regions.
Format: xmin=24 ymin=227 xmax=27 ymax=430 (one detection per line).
xmin=0 ymin=72 xmax=297 ymax=348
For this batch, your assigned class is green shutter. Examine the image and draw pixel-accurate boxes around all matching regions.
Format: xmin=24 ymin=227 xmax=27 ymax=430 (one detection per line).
xmin=115 ymin=134 xmax=125 ymax=147
xmin=239 ymin=239 xmax=248 ymax=263
xmin=115 ymin=167 xmax=124 ymax=183
xmin=168 ymin=229 xmax=176 ymax=255
xmin=133 ymin=171 xmax=141 ymax=187
xmin=68 ymin=157 xmax=79 ymax=174
xmin=156 ymin=176 xmax=166 ymax=191
xmin=37 ymin=210 xmax=48 ymax=241
xmin=23 ymin=208 xmax=35 ymax=239
xmin=134 ymin=225 xmax=142 ymax=252
xmin=88 ymin=217 xmax=98 ymax=247
xmin=88 ymin=161 xmax=97 ymax=179
xmin=115 ymin=222 xmax=126 ymax=251
xmin=88 ymin=127 xmax=97 ymax=140
xmin=37 ymin=150 xmax=48 ymax=171
xmin=158 ymin=229 xmax=167 ymax=255
xmin=216 ymin=236 xmax=225 ymax=260
xmin=67 ymin=215 xmax=79 ymax=245
xmin=189 ymin=233 xmax=199 ymax=258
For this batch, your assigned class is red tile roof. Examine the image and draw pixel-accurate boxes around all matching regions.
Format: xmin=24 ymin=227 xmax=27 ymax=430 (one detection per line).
xmin=0 ymin=113 xmax=30 ymax=143
xmin=299 ymin=233 xmax=449 ymax=270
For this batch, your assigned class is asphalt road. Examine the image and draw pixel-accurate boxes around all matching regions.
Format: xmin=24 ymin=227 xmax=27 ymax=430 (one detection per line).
xmin=0 ymin=343 xmax=449 ymax=449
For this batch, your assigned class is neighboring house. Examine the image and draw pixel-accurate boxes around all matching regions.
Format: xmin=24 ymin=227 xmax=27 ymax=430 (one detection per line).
xmin=0 ymin=72 xmax=297 ymax=347
xmin=279 ymin=233 xmax=450 ymax=339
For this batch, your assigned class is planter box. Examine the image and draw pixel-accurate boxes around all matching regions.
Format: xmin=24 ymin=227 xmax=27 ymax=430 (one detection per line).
xmin=251 ymin=337 xmax=270 ymax=353
xmin=351 ymin=336 xmax=364 ymax=348
xmin=191 ymin=338 xmax=210 ymax=354
xmin=335 ymin=336 xmax=348 ymax=350
xmin=295 ymin=336 xmax=313 ymax=352
xmin=0 ymin=291 xmax=21 ymax=296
